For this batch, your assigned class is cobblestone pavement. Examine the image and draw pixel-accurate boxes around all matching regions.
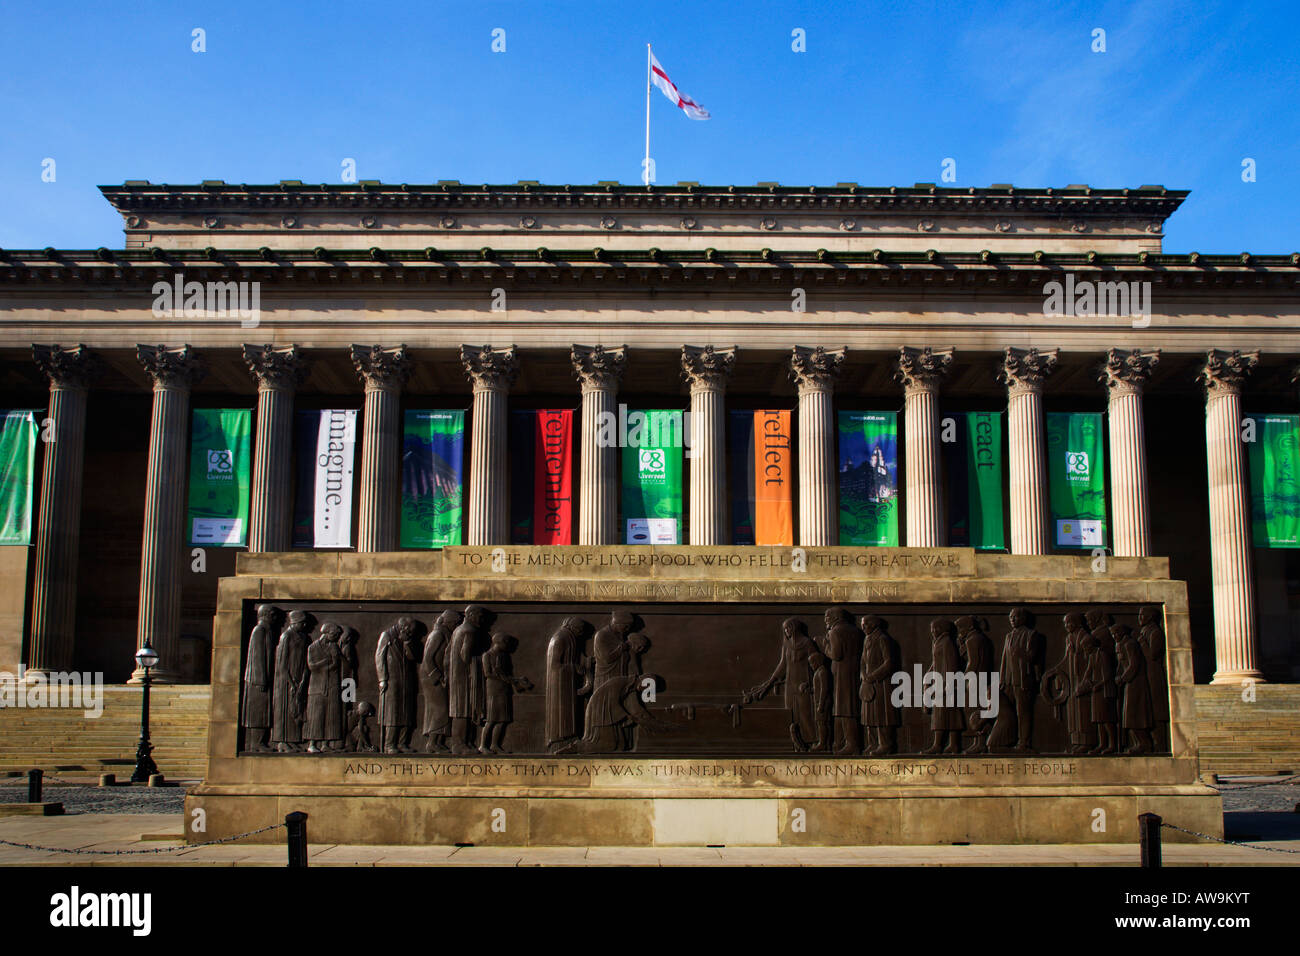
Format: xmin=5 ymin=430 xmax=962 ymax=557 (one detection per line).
xmin=1217 ymin=777 xmax=1300 ymax=843
xmin=0 ymin=782 xmax=188 ymax=814
xmin=1216 ymin=777 xmax=1300 ymax=813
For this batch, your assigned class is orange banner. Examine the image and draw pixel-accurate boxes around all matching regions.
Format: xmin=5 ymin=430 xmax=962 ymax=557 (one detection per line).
xmin=753 ymin=409 xmax=793 ymax=545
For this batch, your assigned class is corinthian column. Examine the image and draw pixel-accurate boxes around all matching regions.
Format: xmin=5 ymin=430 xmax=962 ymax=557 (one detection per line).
xmin=1200 ymin=349 xmax=1263 ymax=685
xmin=462 ymin=345 xmax=519 ymax=545
xmin=790 ymin=346 xmax=846 ymax=546
xmin=351 ymin=345 xmax=411 ymax=552
xmin=999 ymin=347 xmax=1058 ymax=555
xmin=26 ymin=345 xmax=100 ymax=676
xmin=134 ymin=345 xmax=206 ymax=683
xmin=244 ymin=345 xmax=308 ymax=553
xmin=682 ymin=345 xmax=736 ymax=545
xmin=1101 ymin=348 xmax=1159 ymax=557
xmin=571 ymin=344 xmax=626 ymax=545
xmin=897 ymin=346 xmax=954 ymax=547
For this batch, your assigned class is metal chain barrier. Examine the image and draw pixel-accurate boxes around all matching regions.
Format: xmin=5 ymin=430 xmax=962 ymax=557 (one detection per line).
xmin=1160 ymin=821 xmax=1300 ymax=854
xmin=0 ymin=822 xmax=285 ymax=855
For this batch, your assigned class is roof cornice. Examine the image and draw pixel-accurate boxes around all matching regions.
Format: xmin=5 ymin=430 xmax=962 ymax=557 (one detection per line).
xmin=98 ymin=182 xmax=1190 ymax=218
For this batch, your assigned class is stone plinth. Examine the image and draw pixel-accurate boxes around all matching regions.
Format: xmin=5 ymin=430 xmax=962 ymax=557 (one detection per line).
xmin=189 ymin=546 xmax=1220 ymax=846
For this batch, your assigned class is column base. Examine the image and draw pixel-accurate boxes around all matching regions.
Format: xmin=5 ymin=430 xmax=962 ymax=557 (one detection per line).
xmin=1210 ymin=670 xmax=1266 ymax=686
xmin=128 ymin=668 xmax=180 ymax=685
xmin=16 ymin=667 xmax=65 ymax=683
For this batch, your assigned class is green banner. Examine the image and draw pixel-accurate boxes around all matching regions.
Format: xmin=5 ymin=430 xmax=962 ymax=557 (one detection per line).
xmin=621 ymin=409 xmax=684 ymax=544
xmin=947 ymin=411 xmax=1005 ymax=550
xmin=0 ymin=411 xmax=38 ymax=545
xmin=1047 ymin=412 xmax=1106 ymax=549
xmin=837 ymin=410 xmax=899 ymax=546
xmin=1246 ymin=414 xmax=1300 ymax=548
xmin=188 ymin=408 xmax=252 ymax=547
xmin=401 ymin=410 xmax=465 ymax=548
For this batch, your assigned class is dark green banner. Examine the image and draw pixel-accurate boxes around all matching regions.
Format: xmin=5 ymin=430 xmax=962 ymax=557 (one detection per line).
xmin=188 ymin=408 xmax=252 ymax=547
xmin=1046 ymin=412 xmax=1106 ymax=549
xmin=947 ymin=411 xmax=1005 ymax=550
xmin=401 ymin=410 xmax=465 ymax=548
xmin=621 ymin=409 xmax=684 ymax=544
xmin=1246 ymin=414 xmax=1300 ymax=548
xmin=837 ymin=410 xmax=899 ymax=546
xmin=0 ymin=410 xmax=38 ymax=545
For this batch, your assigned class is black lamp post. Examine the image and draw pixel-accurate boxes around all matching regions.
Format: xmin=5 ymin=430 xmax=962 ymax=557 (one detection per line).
xmin=130 ymin=643 xmax=160 ymax=783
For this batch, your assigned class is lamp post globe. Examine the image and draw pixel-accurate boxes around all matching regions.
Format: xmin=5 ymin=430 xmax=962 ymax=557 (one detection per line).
xmin=130 ymin=643 xmax=160 ymax=783
xmin=134 ymin=644 xmax=159 ymax=672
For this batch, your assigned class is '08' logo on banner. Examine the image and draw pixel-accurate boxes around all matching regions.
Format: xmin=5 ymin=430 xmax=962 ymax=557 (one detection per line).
xmin=639 ymin=448 xmax=665 ymax=474
xmin=207 ymin=448 xmax=234 ymax=478
xmin=1066 ymin=450 xmax=1090 ymax=480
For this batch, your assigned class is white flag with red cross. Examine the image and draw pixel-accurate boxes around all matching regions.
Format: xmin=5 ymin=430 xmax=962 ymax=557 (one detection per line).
xmin=649 ymin=50 xmax=710 ymax=120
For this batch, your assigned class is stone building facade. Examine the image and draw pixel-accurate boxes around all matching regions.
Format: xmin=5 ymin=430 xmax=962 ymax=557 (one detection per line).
xmin=1 ymin=181 xmax=1297 ymax=684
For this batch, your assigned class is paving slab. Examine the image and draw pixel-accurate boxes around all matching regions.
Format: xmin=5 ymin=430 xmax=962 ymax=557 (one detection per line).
xmin=1 ymin=813 xmax=1297 ymax=866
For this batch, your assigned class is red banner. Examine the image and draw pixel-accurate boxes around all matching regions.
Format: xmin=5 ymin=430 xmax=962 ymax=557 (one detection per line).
xmin=533 ymin=409 xmax=573 ymax=545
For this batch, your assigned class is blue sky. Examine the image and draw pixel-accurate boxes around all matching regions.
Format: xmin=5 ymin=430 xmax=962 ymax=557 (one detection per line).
xmin=1 ymin=0 xmax=1295 ymax=251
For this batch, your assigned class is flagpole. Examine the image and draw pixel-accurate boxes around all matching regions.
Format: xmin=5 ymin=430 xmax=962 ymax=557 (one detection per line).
xmin=644 ymin=43 xmax=652 ymax=184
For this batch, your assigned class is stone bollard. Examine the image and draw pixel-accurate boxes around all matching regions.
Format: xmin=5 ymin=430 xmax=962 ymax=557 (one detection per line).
xmin=99 ymin=773 xmax=115 ymax=787
xmin=27 ymin=769 xmax=43 ymax=803
xmin=1138 ymin=812 xmax=1162 ymax=868
xmin=285 ymin=811 xmax=309 ymax=868
xmin=147 ymin=773 xmax=165 ymax=787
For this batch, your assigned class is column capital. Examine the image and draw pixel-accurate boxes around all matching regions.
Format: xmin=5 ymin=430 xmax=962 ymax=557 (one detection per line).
xmin=1198 ymin=348 xmax=1259 ymax=397
xmin=1101 ymin=348 xmax=1160 ymax=396
xmin=998 ymin=346 xmax=1058 ymax=396
xmin=351 ymin=344 xmax=411 ymax=392
xmin=681 ymin=345 xmax=736 ymax=392
xmin=33 ymin=344 xmax=101 ymax=390
xmin=571 ymin=344 xmax=627 ymax=392
xmin=136 ymin=344 xmax=205 ymax=390
xmin=244 ymin=344 xmax=309 ymax=391
xmin=461 ymin=344 xmax=519 ymax=393
xmin=789 ymin=345 xmax=846 ymax=393
xmin=896 ymin=346 xmax=954 ymax=394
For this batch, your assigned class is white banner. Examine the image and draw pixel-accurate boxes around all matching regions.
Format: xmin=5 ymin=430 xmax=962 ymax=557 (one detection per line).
xmin=311 ymin=409 xmax=355 ymax=547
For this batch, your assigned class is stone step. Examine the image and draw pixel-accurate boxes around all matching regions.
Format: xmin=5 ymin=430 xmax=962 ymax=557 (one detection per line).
xmin=1194 ymin=685 xmax=1300 ymax=775
xmin=0 ymin=686 xmax=211 ymax=778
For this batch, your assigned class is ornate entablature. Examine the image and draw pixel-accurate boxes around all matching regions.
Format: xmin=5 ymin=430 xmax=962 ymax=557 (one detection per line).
xmin=95 ymin=181 xmax=1187 ymax=255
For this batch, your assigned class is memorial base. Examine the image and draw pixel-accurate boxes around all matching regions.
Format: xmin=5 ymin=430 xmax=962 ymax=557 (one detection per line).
xmin=186 ymin=756 xmax=1222 ymax=846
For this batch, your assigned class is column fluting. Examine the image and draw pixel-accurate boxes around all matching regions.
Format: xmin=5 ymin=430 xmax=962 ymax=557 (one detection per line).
xmin=244 ymin=344 xmax=308 ymax=553
xmin=1000 ymin=347 xmax=1059 ymax=555
xmin=26 ymin=345 xmax=100 ymax=675
xmin=790 ymin=346 xmax=846 ymax=546
xmin=1102 ymin=348 xmax=1159 ymax=557
xmin=351 ymin=345 xmax=411 ymax=552
xmin=1200 ymin=349 xmax=1263 ymax=685
xmin=683 ymin=345 xmax=735 ymax=545
xmin=462 ymin=345 xmax=519 ymax=546
xmin=572 ymin=345 xmax=626 ymax=545
xmin=134 ymin=345 xmax=205 ymax=683
xmin=898 ymin=346 xmax=954 ymax=547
